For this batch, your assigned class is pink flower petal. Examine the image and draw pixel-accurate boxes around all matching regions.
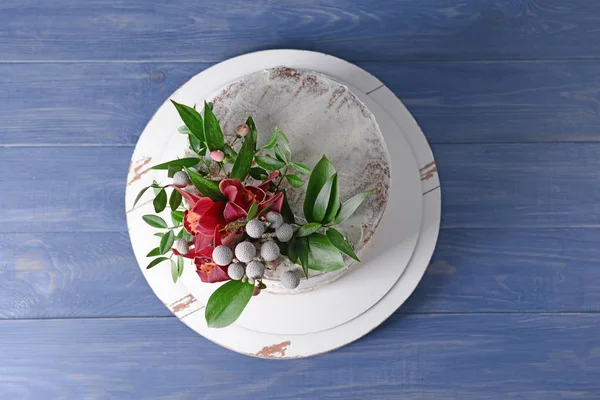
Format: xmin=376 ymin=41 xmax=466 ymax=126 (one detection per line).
xmin=219 ymin=179 xmax=244 ymax=201
xmin=245 ymin=186 xmax=266 ymax=203
xmin=170 ymin=185 xmax=201 ymax=206
xmin=259 ymin=192 xmax=284 ymax=213
xmin=223 ymin=202 xmax=247 ymax=221
xmin=258 ymin=171 xmax=280 ymax=190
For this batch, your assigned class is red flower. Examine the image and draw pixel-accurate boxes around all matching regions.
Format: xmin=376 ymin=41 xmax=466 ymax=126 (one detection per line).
xmin=219 ymin=172 xmax=284 ymax=221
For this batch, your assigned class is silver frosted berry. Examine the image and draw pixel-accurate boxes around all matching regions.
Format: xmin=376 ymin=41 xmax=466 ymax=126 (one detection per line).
xmin=281 ymin=270 xmax=301 ymax=289
xmin=228 ymin=262 xmax=245 ymax=280
xmin=266 ymin=211 xmax=284 ymax=229
xmin=235 ymin=241 xmax=256 ymax=263
xmin=173 ymin=171 xmax=190 ymax=187
xmin=212 ymin=245 xmax=233 ymax=266
xmin=173 ymin=239 xmax=188 ymax=255
xmin=275 ymin=223 xmax=293 ymax=242
xmin=246 ymin=260 xmax=265 ymax=279
xmin=260 ymin=240 xmax=280 ymax=262
xmin=245 ymin=219 xmax=265 ymax=239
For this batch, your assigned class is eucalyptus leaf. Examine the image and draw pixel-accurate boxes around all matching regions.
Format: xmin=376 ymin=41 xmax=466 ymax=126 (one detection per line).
xmin=248 ymin=167 xmax=268 ymax=180
xmin=307 ymin=233 xmax=344 ymax=272
xmin=334 ymin=190 xmax=374 ymax=225
xmin=285 ymin=174 xmax=304 ymax=188
xmin=171 ymin=210 xmax=184 ymax=225
xmin=169 ymin=189 xmax=182 ymax=211
xmin=290 ymin=162 xmax=311 ymax=175
xmin=230 ymin=134 xmax=256 ymax=181
xmin=150 ymin=157 xmax=201 ymax=170
xmin=205 ymin=280 xmax=254 ymax=328
xmin=146 ymin=257 xmax=169 ymax=269
xmin=247 ymin=203 xmax=259 ymax=221
xmin=184 ymin=167 xmax=226 ymax=201
xmin=153 ymin=188 xmax=167 ymax=213
xmin=296 ymin=222 xmax=322 ymax=237
xmin=143 ymin=215 xmax=168 ymax=229
xmin=171 ymin=259 xmax=179 ymax=283
xmin=159 ymin=230 xmax=175 ymax=255
xmin=312 ymin=173 xmax=337 ymax=223
xmin=255 ymin=155 xmax=285 ymax=171
xmin=304 ymin=155 xmax=336 ymax=222
xmin=133 ymin=186 xmax=150 ymax=207
xmin=326 ymin=228 xmax=360 ymax=261
xmin=170 ymin=100 xmax=204 ymax=142
xmin=274 ymin=145 xmax=287 ymax=163
xmin=203 ymin=101 xmax=225 ymax=151
xmin=146 ymin=247 xmax=161 ymax=257
xmin=323 ymin=174 xmax=340 ymax=224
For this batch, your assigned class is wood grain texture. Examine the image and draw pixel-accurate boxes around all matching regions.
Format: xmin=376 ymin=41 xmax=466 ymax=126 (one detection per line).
xmin=2 ymin=229 xmax=600 ymax=319
xmin=0 ymin=233 xmax=169 ymax=319
xmin=3 ymin=61 xmax=600 ymax=145
xmin=2 ymin=144 xmax=599 ymax=232
xmin=0 ymin=315 xmax=599 ymax=399
xmin=3 ymin=0 xmax=600 ymax=62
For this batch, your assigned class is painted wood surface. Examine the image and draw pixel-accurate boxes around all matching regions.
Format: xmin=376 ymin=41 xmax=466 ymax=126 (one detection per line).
xmin=2 ymin=229 xmax=600 ymax=319
xmin=3 ymin=0 xmax=600 ymax=62
xmin=1 ymin=144 xmax=599 ymax=232
xmin=3 ymin=61 xmax=600 ymax=145
xmin=0 ymin=314 xmax=599 ymax=399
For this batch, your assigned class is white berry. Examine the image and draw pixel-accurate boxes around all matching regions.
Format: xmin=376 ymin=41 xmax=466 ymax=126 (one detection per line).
xmin=173 ymin=239 xmax=188 ymax=255
xmin=266 ymin=211 xmax=284 ymax=229
xmin=275 ymin=223 xmax=293 ymax=242
xmin=246 ymin=260 xmax=265 ymax=279
xmin=173 ymin=171 xmax=190 ymax=187
xmin=212 ymin=245 xmax=233 ymax=266
xmin=260 ymin=240 xmax=280 ymax=262
xmin=281 ymin=270 xmax=300 ymax=289
xmin=235 ymin=241 xmax=256 ymax=263
xmin=228 ymin=262 xmax=245 ymax=280
xmin=246 ymin=219 xmax=265 ymax=239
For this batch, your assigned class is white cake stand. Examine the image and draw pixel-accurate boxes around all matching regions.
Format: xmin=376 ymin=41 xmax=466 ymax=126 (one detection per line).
xmin=125 ymin=50 xmax=440 ymax=358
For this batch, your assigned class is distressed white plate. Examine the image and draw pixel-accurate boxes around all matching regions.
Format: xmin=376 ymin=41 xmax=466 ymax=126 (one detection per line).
xmin=126 ymin=50 xmax=440 ymax=358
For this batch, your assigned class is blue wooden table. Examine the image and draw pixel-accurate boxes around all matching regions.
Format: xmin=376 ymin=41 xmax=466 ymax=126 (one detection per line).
xmin=2 ymin=1 xmax=600 ymax=398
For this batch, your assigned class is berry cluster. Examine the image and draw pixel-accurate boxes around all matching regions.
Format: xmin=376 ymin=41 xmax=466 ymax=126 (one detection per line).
xmin=212 ymin=211 xmax=300 ymax=290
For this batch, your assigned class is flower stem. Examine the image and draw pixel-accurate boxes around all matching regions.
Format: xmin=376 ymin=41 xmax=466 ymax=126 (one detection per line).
xmin=274 ymin=166 xmax=288 ymax=192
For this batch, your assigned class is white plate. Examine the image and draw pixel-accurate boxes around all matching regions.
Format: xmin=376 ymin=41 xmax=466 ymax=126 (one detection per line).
xmin=126 ymin=50 xmax=440 ymax=358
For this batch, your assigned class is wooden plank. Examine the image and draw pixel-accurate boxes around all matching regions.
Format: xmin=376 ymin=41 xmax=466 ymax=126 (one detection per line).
xmin=2 ymin=144 xmax=600 ymax=232
xmin=3 ymin=0 xmax=600 ymax=62
xmin=0 ymin=232 xmax=170 ymax=319
xmin=0 ymin=315 xmax=598 ymax=398
xmin=2 ymin=229 xmax=600 ymax=319
xmin=3 ymin=61 xmax=600 ymax=145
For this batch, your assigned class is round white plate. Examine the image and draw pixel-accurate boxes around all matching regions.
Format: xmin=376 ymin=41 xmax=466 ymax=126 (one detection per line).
xmin=126 ymin=50 xmax=440 ymax=358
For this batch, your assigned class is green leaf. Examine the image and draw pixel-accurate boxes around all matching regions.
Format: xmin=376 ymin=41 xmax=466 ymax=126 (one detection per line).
xmin=255 ymin=155 xmax=285 ymax=171
xmin=170 ymin=100 xmax=204 ymax=142
xmin=248 ymin=167 xmax=268 ymax=180
xmin=326 ymin=228 xmax=360 ymax=261
xmin=189 ymin=135 xmax=204 ymax=154
xmin=323 ymin=174 xmax=340 ymax=224
xmin=150 ymin=157 xmax=201 ymax=170
xmin=304 ymin=155 xmax=336 ymax=222
xmin=133 ymin=186 xmax=150 ymax=207
xmin=171 ymin=259 xmax=179 ymax=283
xmin=286 ymin=239 xmax=298 ymax=264
xmin=178 ymin=125 xmax=191 ymax=135
xmin=154 ymin=232 xmax=165 ymax=238
xmin=203 ymin=101 xmax=225 ymax=151
xmin=307 ymin=233 xmax=344 ymax=272
xmin=296 ymin=222 xmax=322 ymax=237
xmin=291 ymin=162 xmax=311 ymax=175
xmin=274 ymin=127 xmax=291 ymax=154
xmin=334 ymin=190 xmax=374 ymax=225
xmin=274 ymin=145 xmax=287 ymax=163
xmin=205 ymin=280 xmax=254 ymax=328
xmin=169 ymin=189 xmax=182 ymax=211
xmin=262 ymin=129 xmax=279 ymax=149
xmin=184 ymin=167 xmax=226 ymax=201
xmin=280 ymin=190 xmax=295 ymax=224
xmin=153 ymin=188 xmax=167 ymax=213
xmin=285 ymin=174 xmax=304 ymax=188
xmin=246 ymin=116 xmax=258 ymax=148
xmin=171 ymin=210 xmax=184 ymax=225
xmin=143 ymin=215 xmax=168 ymax=229
xmin=177 ymin=256 xmax=184 ymax=277
xmin=146 ymin=257 xmax=169 ymax=269
xmin=256 ymin=202 xmax=274 ymax=219
xmin=312 ymin=173 xmax=337 ymax=223
xmin=246 ymin=202 xmax=259 ymax=221
xmin=159 ymin=230 xmax=175 ymax=255
xmin=146 ymin=247 xmax=161 ymax=257
xmin=223 ymin=143 xmax=238 ymax=161
xmin=296 ymin=237 xmax=309 ymax=278
xmin=167 ymin=164 xmax=182 ymax=178
xmin=230 ymin=134 xmax=256 ymax=181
